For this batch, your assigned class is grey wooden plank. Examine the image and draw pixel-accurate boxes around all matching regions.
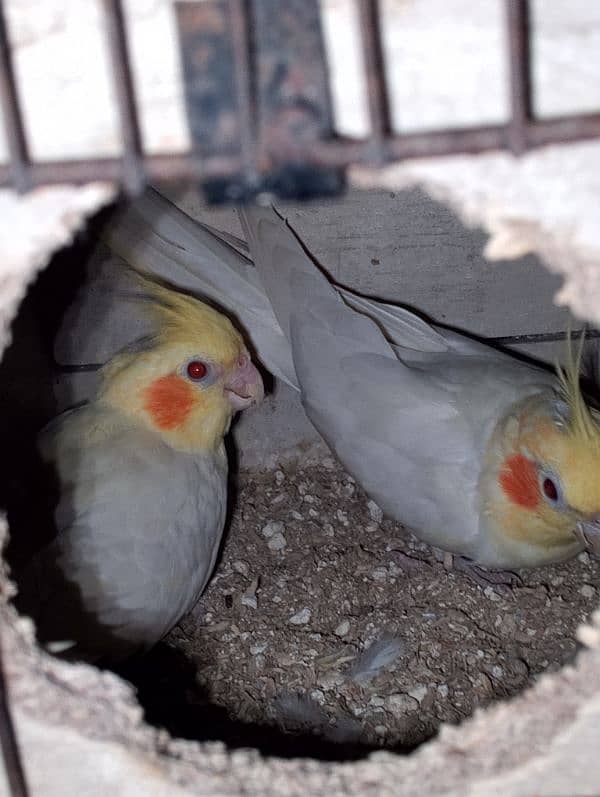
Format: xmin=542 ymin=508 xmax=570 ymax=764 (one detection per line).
xmin=170 ymin=185 xmax=574 ymax=339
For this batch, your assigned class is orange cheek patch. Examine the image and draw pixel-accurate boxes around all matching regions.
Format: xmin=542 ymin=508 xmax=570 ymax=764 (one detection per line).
xmin=499 ymin=453 xmax=540 ymax=509
xmin=144 ymin=375 xmax=196 ymax=430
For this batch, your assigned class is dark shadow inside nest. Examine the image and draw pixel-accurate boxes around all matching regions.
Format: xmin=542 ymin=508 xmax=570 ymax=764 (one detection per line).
xmin=112 ymin=641 xmax=428 ymax=760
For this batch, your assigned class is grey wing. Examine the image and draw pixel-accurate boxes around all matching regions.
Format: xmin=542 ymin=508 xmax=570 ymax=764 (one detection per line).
xmin=338 ymin=288 xmax=450 ymax=354
xmin=35 ymin=413 xmax=226 ymax=661
xmin=54 ymin=251 xmax=155 ymax=369
xmin=235 ymin=203 xmax=537 ymax=370
xmin=237 ymin=205 xmax=421 ymax=473
xmin=234 ymin=204 xmax=540 ymax=366
xmin=332 ymin=287 xmax=535 ymax=364
xmin=53 ymin=251 xmax=157 ymax=409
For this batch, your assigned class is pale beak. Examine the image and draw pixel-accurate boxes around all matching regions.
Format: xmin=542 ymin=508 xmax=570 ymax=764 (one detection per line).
xmin=224 ymin=353 xmax=264 ymax=410
xmin=575 ymin=518 xmax=600 ymax=555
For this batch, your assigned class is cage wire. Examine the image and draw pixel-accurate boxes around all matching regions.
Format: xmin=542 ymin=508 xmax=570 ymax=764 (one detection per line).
xmin=0 ymin=0 xmax=599 ymax=199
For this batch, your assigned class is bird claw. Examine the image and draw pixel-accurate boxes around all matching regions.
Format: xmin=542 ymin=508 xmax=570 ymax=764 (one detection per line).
xmin=389 ymin=549 xmax=430 ymax=572
xmin=449 ymin=555 xmax=522 ymax=594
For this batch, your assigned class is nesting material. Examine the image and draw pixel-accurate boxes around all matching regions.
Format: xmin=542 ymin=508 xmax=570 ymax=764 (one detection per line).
xmin=164 ymin=457 xmax=600 ymax=750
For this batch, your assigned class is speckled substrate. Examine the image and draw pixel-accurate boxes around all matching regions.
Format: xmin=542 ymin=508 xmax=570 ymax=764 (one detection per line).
xmin=148 ymin=456 xmax=600 ymax=754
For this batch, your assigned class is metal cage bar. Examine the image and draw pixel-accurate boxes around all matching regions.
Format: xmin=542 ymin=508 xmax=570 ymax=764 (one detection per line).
xmin=357 ymin=0 xmax=391 ymax=160
xmin=0 ymin=635 xmax=29 ymax=797
xmin=506 ymin=0 xmax=533 ymax=154
xmin=0 ymin=2 xmax=598 ymax=193
xmin=229 ymin=0 xmax=259 ymax=184
xmin=0 ymin=0 xmax=31 ymax=192
xmin=101 ymin=0 xmax=146 ymax=195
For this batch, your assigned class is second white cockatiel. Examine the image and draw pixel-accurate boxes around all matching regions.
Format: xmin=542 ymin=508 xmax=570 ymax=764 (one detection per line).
xmin=92 ymin=190 xmax=600 ymax=570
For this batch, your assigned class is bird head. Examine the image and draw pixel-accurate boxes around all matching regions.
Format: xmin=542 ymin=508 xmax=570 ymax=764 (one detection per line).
xmin=99 ymin=276 xmax=263 ymax=453
xmin=483 ymin=352 xmax=600 ymax=566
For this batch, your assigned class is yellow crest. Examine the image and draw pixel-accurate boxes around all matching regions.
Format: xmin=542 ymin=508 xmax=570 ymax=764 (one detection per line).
xmin=556 ymin=331 xmax=600 ymax=449
xmin=129 ymin=270 xmax=242 ymax=362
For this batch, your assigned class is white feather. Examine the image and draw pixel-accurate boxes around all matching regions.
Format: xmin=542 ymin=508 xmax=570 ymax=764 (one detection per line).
xmin=346 ymin=634 xmax=405 ymax=683
xmin=274 ymin=692 xmax=328 ymax=732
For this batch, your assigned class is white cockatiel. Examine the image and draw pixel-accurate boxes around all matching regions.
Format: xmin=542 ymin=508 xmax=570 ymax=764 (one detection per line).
xmin=24 ymin=273 xmax=263 ymax=662
xmin=89 ymin=189 xmax=600 ymax=570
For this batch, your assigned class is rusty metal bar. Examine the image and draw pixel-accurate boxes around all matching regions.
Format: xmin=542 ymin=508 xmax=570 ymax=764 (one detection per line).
xmin=0 ymin=0 xmax=598 ymax=195
xmin=3 ymin=109 xmax=600 ymax=190
xmin=229 ymin=0 xmax=259 ymax=184
xmin=0 ymin=0 xmax=597 ymax=196
xmin=506 ymin=0 xmax=532 ymax=155
xmin=527 ymin=112 xmax=600 ymax=146
xmin=310 ymin=127 xmax=503 ymax=166
xmin=101 ymin=0 xmax=145 ymax=195
xmin=0 ymin=635 xmax=29 ymax=797
xmin=0 ymin=153 xmax=242 ymax=188
xmin=357 ymin=0 xmax=391 ymax=160
xmin=0 ymin=0 xmax=31 ymax=192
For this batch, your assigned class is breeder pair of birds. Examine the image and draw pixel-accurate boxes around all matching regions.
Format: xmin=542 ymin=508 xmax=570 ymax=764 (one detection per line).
xmin=24 ymin=188 xmax=600 ymax=662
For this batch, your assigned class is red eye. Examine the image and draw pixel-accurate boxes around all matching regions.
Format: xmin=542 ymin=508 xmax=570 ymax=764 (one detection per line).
xmin=186 ymin=360 xmax=208 ymax=381
xmin=543 ymin=477 xmax=558 ymax=501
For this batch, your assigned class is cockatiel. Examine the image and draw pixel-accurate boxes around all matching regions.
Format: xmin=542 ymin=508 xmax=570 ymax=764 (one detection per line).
xmin=87 ymin=190 xmax=600 ymax=570
xmin=23 ymin=274 xmax=263 ymax=661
